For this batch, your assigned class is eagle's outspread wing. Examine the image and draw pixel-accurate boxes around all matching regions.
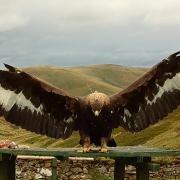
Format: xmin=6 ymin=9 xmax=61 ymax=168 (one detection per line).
xmin=110 ymin=51 xmax=180 ymax=132
xmin=0 ymin=64 xmax=80 ymax=139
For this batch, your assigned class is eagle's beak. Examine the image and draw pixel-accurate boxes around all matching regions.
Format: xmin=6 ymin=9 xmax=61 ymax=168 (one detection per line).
xmin=94 ymin=110 xmax=100 ymax=116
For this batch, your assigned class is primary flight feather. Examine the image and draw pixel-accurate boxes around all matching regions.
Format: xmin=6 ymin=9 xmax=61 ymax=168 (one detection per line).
xmin=0 ymin=51 xmax=180 ymax=152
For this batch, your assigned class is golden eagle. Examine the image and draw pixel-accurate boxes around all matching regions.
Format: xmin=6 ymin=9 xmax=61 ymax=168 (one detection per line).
xmin=0 ymin=51 xmax=180 ymax=152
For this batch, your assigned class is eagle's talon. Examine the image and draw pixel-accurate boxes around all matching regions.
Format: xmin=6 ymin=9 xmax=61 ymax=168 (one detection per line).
xmin=77 ymin=147 xmax=92 ymax=153
xmin=77 ymin=147 xmax=84 ymax=152
xmin=99 ymin=147 xmax=108 ymax=153
xmin=83 ymin=147 xmax=91 ymax=153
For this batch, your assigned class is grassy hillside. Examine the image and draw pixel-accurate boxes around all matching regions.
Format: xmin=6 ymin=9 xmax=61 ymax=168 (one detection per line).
xmin=24 ymin=64 xmax=148 ymax=96
xmin=0 ymin=64 xmax=179 ymax=149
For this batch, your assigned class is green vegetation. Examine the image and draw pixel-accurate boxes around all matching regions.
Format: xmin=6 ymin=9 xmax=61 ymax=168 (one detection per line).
xmin=0 ymin=64 xmax=179 ymax=149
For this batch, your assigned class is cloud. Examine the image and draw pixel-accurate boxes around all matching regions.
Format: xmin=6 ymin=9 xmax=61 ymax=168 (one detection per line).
xmin=1 ymin=0 xmax=180 ymax=28
xmin=0 ymin=13 xmax=27 ymax=32
xmin=143 ymin=0 xmax=180 ymax=26
xmin=0 ymin=0 xmax=180 ymax=67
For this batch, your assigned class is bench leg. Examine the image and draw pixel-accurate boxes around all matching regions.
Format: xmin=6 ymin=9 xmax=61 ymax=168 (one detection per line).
xmin=114 ymin=158 xmax=125 ymax=180
xmin=51 ymin=158 xmax=58 ymax=180
xmin=136 ymin=163 xmax=149 ymax=180
xmin=0 ymin=154 xmax=16 ymax=180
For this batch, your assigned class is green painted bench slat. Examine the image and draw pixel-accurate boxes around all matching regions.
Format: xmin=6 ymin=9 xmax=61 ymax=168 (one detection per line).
xmin=0 ymin=146 xmax=179 ymax=180
xmin=0 ymin=146 xmax=179 ymax=158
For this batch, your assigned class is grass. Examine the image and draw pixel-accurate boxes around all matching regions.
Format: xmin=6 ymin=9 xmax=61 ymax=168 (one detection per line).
xmin=0 ymin=64 xmax=179 ymax=150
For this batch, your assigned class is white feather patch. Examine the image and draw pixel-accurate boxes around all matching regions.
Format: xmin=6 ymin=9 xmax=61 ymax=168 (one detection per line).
xmin=123 ymin=116 xmax=126 ymax=123
xmin=123 ymin=108 xmax=132 ymax=123
xmin=124 ymin=108 xmax=132 ymax=118
xmin=64 ymin=117 xmax=73 ymax=123
xmin=64 ymin=126 xmax=67 ymax=134
xmin=0 ymin=85 xmax=43 ymax=114
xmin=146 ymin=72 xmax=180 ymax=105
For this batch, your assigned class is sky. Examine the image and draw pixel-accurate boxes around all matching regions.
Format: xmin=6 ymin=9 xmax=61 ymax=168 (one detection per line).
xmin=0 ymin=0 xmax=180 ymax=68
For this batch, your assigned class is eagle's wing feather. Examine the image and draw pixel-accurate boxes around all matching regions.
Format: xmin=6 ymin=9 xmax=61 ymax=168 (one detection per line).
xmin=110 ymin=51 xmax=180 ymax=132
xmin=0 ymin=64 xmax=79 ymax=139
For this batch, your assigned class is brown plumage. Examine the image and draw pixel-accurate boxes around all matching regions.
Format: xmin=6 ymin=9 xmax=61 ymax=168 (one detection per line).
xmin=0 ymin=51 xmax=180 ymax=151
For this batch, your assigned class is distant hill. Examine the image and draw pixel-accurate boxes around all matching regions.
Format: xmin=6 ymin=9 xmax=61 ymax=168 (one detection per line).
xmin=0 ymin=64 xmax=179 ymax=149
xmin=24 ymin=64 xmax=148 ymax=96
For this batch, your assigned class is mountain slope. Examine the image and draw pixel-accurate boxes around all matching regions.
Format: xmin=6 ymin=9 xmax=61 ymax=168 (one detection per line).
xmin=24 ymin=64 xmax=148 ymax=96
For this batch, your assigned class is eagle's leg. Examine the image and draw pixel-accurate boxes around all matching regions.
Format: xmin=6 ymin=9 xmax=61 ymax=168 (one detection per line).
xmin=78 ymin=136 xmax=91 ymax=153
xmin=83 ymin=136 xmax=91 ymax=152
xmin=99 ymin=137 xmax=108 ymax=153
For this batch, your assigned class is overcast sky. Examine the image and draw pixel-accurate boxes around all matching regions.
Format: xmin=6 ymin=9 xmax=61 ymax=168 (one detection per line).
xmin=0 ymin=0 xmax=180 ymax=68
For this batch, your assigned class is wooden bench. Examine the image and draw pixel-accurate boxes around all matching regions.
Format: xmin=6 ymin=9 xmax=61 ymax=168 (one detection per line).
xmin=0 ymin=146 xmax=179 ymax=180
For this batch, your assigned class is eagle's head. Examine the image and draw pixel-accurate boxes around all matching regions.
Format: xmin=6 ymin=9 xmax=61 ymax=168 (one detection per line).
xmin=86 ymin=91 xmax=110 ymax=116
